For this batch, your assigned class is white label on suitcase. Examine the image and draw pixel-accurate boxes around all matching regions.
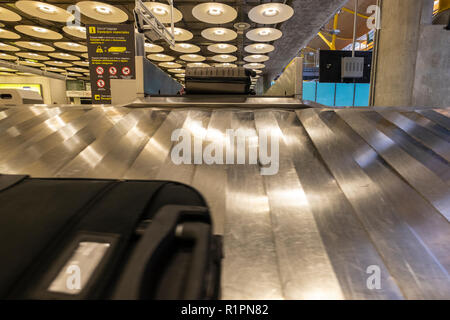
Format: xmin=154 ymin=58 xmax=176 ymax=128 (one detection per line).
xmin=48 ymin=242 xmax=110 ymax=295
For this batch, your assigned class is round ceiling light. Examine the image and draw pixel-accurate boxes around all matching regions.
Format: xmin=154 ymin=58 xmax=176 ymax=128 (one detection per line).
xmin=159 ymin=62 xmax=182 ymax=68
xmin=54 ymin=42 xmax=87 ymax=52
xmin=180 ymin=54 xmax=205 ymax=62
xmin=244 ymin=54 xmax=269 ymax=63
xmin=19 ymin=60 xmax=45 ymax=67
xmin=15 ymin=1 xmax=74 ymax=22
xmin=67 ymin=67 xmax=89 ymax=73
xmin=207 ymin=43 xmax=237 ymax=54
xmin=166 ymin=27 xmax=193 ymax=41
xmin=62 ymin=26 xmax=86 ymax=39
xmin=214 ymin=63 xmax=237 ymax=68
xmin=0 ymin=28 xmax=20 ymax=39
xmin=0 ymin=7 xmax=22 ymax=21
xmin=0 ymin=67 xmax=17 ymax=72
xmin=246 ymin=28 xmax=282 ymax=42
xmin=76 ymin=1 xmax=128 ymax=23
xmin=48 ymin=52 xmax=80 ymax=60
xmin=44 ymin=60 xmax=73 ymax=67
xmin=15 ymin=41 xmax=54 ymax=52
xmin=72 ymin=60 xmax=89 ymax=67
xmin=15 ymin=25 xmax=63 ymax=40
xmin=244 ymin=43 xmax=275 ymax=54
xmin=0 ymin=42 xmax=20 ymax=52
xmin=248 ymin=3 xmax=294 ymax=24
xmin=167 ymin=68 xmax=185 ymax=74
xmin=44 ymin=67 xmax=65 ymax=73
xmin=64 ymin=72 xmax=82 ymax=77
xmin=0 ymin=53 xmax=17 ymax=60
xmin=170 ymin=43 xmax=200 ymax=54
xmin=147 ymin=53 xmax=175 ymax=62
xmin=243 ymin=63 xmax=265 ymax=69
xmin=145 ymin=43 xmax=164 ymax=53
xmin=212 ymin=54 xmax=237 ymax=63
xmin=16 ymin=72 xmax=35 ymax=76
xmin=143 ymin=2 xmax=182 ymax=23
xmin=186 ymin=62 xmax=210 ymax=68
xmin=201 ymin=27 xmax=237 ymax=41
xmin=15 ymin=52 xmax=49 ymax=60
xmin=192 ymin=2 xmax=237 ymax=24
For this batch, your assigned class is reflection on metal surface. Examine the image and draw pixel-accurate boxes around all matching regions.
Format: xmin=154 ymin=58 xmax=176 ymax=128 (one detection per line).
xmin=0 ymin=104 xmax=449 ymax=300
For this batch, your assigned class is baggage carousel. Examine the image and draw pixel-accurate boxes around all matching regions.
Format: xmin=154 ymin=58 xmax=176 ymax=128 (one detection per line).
xmin=0 ymin=99 xmax=449 ymax=300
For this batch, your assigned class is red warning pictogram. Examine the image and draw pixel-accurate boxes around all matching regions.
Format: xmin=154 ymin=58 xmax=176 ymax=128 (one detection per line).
xmin=122 ymin=66 xmax=131 ymax=76
xmin=109 ymin=66 xmax=117 ymax=75
xmin=96 ymin=66 xmax=104 ymax=75
xmin=96 ymin=79 xmax=106 ymax=88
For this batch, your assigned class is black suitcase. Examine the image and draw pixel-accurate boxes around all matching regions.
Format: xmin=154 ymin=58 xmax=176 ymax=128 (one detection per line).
xmin=0 ymin=174 xmax=222 ymax=300
xmin=185 ymin=67 xmax=254 ymax=94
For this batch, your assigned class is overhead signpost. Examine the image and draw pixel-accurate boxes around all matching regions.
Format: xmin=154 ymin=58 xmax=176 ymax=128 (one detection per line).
xmin=86 ymin=24 xmax=136 ymax=104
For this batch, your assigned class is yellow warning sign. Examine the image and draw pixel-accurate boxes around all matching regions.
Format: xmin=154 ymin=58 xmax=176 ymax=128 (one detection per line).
xmin=96 ymin=46 xmax=103 ymax=53
xmin=94 ymin=94 xmax=100 ymax=100
xmin=89 ymin=26 xmax=96 ymax=34
xmin=108 ymin=47 xmax=126 ymax=53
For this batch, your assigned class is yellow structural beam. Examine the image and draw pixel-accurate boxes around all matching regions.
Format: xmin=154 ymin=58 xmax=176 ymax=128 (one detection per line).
xmin=341 ymin=7 xmax=369 ymax=19
xmin=318 ymin=32 xmax=334 ymax=50
xmin=331 ymin=13 xmax=339 ymax=51
xmin=439 ymin=0 xmax=450 ymax=13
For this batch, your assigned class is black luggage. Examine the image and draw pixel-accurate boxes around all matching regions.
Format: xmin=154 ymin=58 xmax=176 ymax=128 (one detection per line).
xmin=185 ymin=67 xmax=254 ymax=94
xmin=0 ymin=174 xmax=222 ymax=300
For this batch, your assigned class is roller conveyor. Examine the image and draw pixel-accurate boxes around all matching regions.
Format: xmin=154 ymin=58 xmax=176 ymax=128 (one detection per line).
xmin=0 ymin=102 xmax=449 ymax=300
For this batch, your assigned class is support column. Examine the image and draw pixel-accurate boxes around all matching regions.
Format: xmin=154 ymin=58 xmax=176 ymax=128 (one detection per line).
xmin=372 ymin=0 xmax=432 ymax=106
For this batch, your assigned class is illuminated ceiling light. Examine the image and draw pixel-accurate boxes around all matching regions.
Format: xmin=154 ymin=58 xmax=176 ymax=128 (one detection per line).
xmin=156 ymin=54 xmax=165 ymax=57
xmin=95 ymin=6 xmax=112 ymax=14
xmin=60 ymin=53 xmax=70 ymax=57
xmin=188 ymin=54 xmax=197 ymax=58
xmin=258 ymin=29 xmax=271 ymax=36
xmin=262 ymin=8 xmax=279 ymax=17
xmin=153 ymin=6 xmax=168 ymax=16
xmin=32 ymin=26 xmax=48 ymax=33
xmin=214 ymin=29 xmax=225 ymax=35
xmin=208 ymin=7 xmax=223 ymax=16
xmin=218 ymin=44 xmax=228 ymax=49
xmin=37 ymin=4 xmax=56 ymax=14
xmin=255 ymin=44 xmax=265 ymax=50
xmin=145 ymin=43 xmax=154 ymax=47
xmin=30 ymin=42 xmax=42 ymax=47
xmin=77 ymin=26 xmax=86 ymax=32
xmin=253 ymin=55 xmax=262 ymax=59
xmin=220 ymin=55 xmax=228 ymax=59
xmin=67 ymin=42 xmax=80 ymax=47
xmin=173 ymin=29 xmax=181 ymax=35
xmin=180 ymin=43 xmax=191 ymax=48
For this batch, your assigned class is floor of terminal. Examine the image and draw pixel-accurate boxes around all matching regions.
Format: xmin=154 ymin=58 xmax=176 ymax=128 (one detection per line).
xmin=0 ymin=104 xmax=449 ymax=299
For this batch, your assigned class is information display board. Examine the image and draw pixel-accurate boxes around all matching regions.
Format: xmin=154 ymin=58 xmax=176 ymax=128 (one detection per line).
xmin=86 ymin=24 xmax=136 ymax=104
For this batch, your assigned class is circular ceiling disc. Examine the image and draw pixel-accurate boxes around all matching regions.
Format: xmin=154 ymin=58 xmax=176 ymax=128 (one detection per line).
xmin=81 ymin=53 xmax=89 ymax=59
xmin=192 ymin=2 xmax=237 ymax=24
xmin=64 ymin=72 xmax=82 ymax=77
xmin=15 ymin=1 xmax=74 ymax=22
xmin=19 ymin=60 xmax=44 ymax=67
xmin=170 ymin=43 xmax=200 ymax=54
xmin=0 ymin=7 xmax=22 ymax=21
xmin=243 ymin=63 xmax=265 ymax=69
xmin=54 ymin=42 xmax=87 ymax=52
xmin=0 ymin=42 xmax=20 ymax=52
xmin=0 ymin=53 xmax=17 ymax=60
xmin=212 ymin=54 xmax=237 ymax=63
xmin=248 ymin=3 xmax=294 ymax=24
xmin=175 ymin=73 xmax=185 ymax=78
xmin=201 ymin=28 xmax=237 ymax=42
xmin=44 ymin=60 xmax=73 ymax=67
xmin=67 ymin=67 xmax=89 ymax=73
xmin=145 ymin=43 xmax=164 ymax=53
xmin=214 ymin=63 xmax=237 ymax=68
xmin=15 ymin=41 xmax=54 ymax=51
xmin=207 ymin=43 xmax=237 ymax=54
xmin=15 ymin=25 xmax=63 ymax=40
xmin=17 ymin=72 xmax=35 ymax=76
xmin=254 ymin=69 xmax=263 ymax=74
xmin=62 ymin=26 xmax=87 ymax=39
xmin=147 ymin=54 xmax=175 ymax=62
xmin=246 ymin=28 xmax=282 ymax=42
xmin=186 ymin=63 xmax=210 ymax=68
xmin=0 ymin=28 xmax=20 ymax=39
xmin=44 ymin=67 xmax=65 ymax=73
xmin=144 ymin=2 xmax=182 ymax=23
xmin=76 ymin=1 xmax=128 ymax=23
xmin=48 ymin=52 xmax=80 ymax=60
xmin=244 ymin=54 xmax=269 ymax=63
xmin=245 ymin=43 xmax=275 ymax=54
xmin=73 ymin=61 xmax=89 ymax=67
xmin=167 ymin=68 xmax=185 ymax=74
xmin=180 ymin=54 xmax=205 ymax=62
xmin=159 ymin=62 xmax=182 ymax=68
xmin=167 ymin=27 xmax=193 ymax=41
xmin=16 ymin=52 xmax=49 ymax=60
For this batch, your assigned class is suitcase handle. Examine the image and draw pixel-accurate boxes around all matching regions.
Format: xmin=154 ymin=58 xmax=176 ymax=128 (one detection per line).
xmin=112 ymin=205 xmax=211 ymax=299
